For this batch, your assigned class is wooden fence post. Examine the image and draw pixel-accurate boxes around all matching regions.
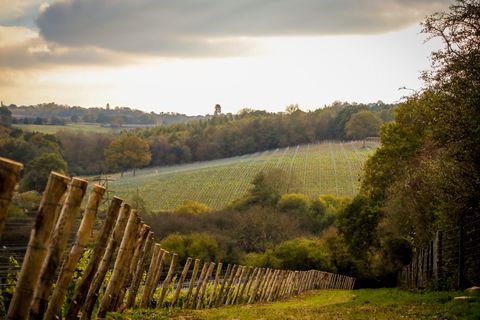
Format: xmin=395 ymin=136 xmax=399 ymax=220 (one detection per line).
xmin=97 ymin=209 xmax=139 ymax=318
xmin=157 ymin=253 xmax=178 ymax=308
xmin=126 ymin=230 xmax=155 ymax=308
xmin=259 ymin=268 xmax=273 ymax=302
xmin=218 ymin=264 xmax=237 ymax=306
xmin=140 ymin=246 xmax=165 ymax=308
xmin=171 ymin=257 xmax=193 ymax=308
xmin=226 ymin=265 xmax=244 ymax=305
xmin=208 ymin=262 xmax=223 ymax=308
xmin=236 ymin=266 xmax=252 ymax=304
xmin=116 ymin=223 xmax=149 ymax=309
xmin=44 ymin=185 xmax=105 ymax=320
xmin=196 ymin=262 xmax=215 ymax=309
xmin=433 ymin=230 xmax=442 ymax=284
xmin=7 ymin=172 xmax=69 ymax=320
xmin=243 ymin=267 xmax=258 ymax=302
xmin=232 ymin=266 xmax=248 ymax=304
xmin=215 ymin=263 xmax=232 ymax=307
xmin=0 ymin=157 xmax=23 ymax=237
xmin=184 ymin=258 xmax=200 ymax=308
xmin=66 ymin=197 xmax=123 ymax=320
xmin=29 ymin=177 xmax=88 ymax=320
xmin=247 ymin=268 xmax=264 ymax=304
xmin=190 ymin=262 xmax=209 ymax=308
xmin=81 ymin=203 xmax=130 ymax=320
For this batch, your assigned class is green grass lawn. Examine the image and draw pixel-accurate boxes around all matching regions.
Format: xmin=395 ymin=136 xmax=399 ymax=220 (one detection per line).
xmin=108 ymin=141 xmax=378 ymax=211
xmin=109 ymin=288 xmax=480 ymax=320
xmin=13 ymin=123 xmax=116 ymax=134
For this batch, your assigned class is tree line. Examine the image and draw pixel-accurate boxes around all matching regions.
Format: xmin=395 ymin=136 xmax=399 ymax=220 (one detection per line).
xmin=5 ymin=102 xmax=204 ymax=126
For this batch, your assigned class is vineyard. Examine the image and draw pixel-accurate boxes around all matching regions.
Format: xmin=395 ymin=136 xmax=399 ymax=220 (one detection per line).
xmin=107 ymin=141 xmax=378 ymax=211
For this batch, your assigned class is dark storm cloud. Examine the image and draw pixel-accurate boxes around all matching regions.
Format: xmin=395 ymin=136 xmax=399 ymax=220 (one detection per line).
xmin=36 ymin=0 xmax=451 ymax=56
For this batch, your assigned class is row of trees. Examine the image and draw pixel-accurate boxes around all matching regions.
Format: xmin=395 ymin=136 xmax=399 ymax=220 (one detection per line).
xmin=7 ymin=102 xmax=203 ymax=126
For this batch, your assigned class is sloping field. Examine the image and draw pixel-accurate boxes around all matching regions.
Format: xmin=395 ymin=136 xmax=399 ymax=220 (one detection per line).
xmin=107 ymin=141 xmax=377 ymax=211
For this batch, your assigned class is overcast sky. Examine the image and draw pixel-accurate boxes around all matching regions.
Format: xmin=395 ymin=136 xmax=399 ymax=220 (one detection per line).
xmin=0 ymin=0 xmax=450 ymax=115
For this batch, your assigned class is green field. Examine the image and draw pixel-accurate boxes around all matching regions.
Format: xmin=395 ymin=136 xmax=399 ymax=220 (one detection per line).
xmin=107 ymin=141 xmax=377 ymax=211
xmin=112 ymin=288 xmax=480 ymax=320
xmin=13 ymin=123 xmax=116 ymax=134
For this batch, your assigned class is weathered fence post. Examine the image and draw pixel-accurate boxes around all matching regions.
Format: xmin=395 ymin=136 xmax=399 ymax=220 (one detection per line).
xmin=0 ymin=157 xmax=23 ymax=237
xmin=243 ymin=267 xmax=258 ymax=302
xmin=208 ymin=262 xmax=223 ymax=308
xmin=232 ymin=266 xmax=248 ymax=304
xmin=81 ymin=203 xmax=130 ymax=320
xmin=140 ymin=245 xmax=164 ymax=308
xmin=97 ymin=209 xmax=139 ymax=318
xmin=196 ymin=262 xmax=215 ymax=309
xmin=215 ymin=263 xmax=232 ymax=307
xmin=184 ymin=258 xmax=201 ymax=308
xmin=29 ymin=177 xmax=88 ymax=320
xmin=157 ymin=253 xmax=178 ymax=308
xmin=126 ymin=230 xmax=155 ymax=308
xmin=190 ymin=262 xmax=209 ymax=308
xmin=458 ymin=219 xmax=465 ymax=289
xmin=433 ymin=230 xmax=443 ymax=284
xmin=7 ymin=172 xmax=69 ymax=320
xmin=219 ymin=264 xmax=237 ymax=306
xmin=66 ymin=197 xmax=123 ymax=320
xmin=44 ymin=185 xmax=105 ymax=320
xmin=116 ymin=223 xmax=149 ymax=309
xmin=248 ymin=268 xmax=265 ymax=304
xmin=236 ymin=266 xmax=252 ymax=304
xmin=226 ymin=265 xmax=243 ymax=305
xmin=171 ymin=257 xmax=193 ymax=308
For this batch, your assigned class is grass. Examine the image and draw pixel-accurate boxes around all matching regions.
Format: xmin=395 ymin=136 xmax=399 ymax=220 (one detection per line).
xmin=108 ymin=141 xmax=378 ymax=211
xmin=109 ymin=288 xmax=480 ymax=320
xmin=13 ymin=123 xmax=116 ymax=134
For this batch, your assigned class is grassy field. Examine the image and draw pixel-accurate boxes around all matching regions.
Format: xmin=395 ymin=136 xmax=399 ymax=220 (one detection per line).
xmin=110 ymin=288 xmax=480 ymax=320
xmin=107 ymin=141 xmax=377 ymax=211
xmin=13 ymin=123 xmax=116 ymax=134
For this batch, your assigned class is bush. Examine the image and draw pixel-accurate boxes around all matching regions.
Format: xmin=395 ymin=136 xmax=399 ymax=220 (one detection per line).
xmin=160 ymin=232 xmax=225 ymax=265
xmin=173 ymin=200 xmax=212 ymax=216
xmin=277 ymin=193 xmax=311 ymax=214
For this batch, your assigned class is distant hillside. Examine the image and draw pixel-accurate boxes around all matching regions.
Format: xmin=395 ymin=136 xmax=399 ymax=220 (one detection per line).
xmin=4 ymin=102 xmax=207 ymax=126
xmin=108 ymin=140 xmax=378 ymax=211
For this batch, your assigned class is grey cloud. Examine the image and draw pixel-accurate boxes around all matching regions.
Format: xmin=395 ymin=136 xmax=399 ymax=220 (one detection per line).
xmin=36 ymin=0 xmax=450 ymax=56
xmin=0 ymin=38 xmax=130 ymax=70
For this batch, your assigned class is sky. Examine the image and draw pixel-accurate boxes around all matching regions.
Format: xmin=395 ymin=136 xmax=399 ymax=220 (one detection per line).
xmin=0 ymin=0 xmax=450 ymax=115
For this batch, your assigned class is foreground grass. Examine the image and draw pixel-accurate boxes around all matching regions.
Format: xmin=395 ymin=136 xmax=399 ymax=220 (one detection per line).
xmin=109 ymin=288 xmax=480 ymax=320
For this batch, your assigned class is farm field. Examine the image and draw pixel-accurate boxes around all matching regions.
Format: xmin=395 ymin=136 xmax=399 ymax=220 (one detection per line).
xmin=12 ymin=123 xmax=116 ymax=134
xmin=107 ymin=141 xmax=378 ymax=211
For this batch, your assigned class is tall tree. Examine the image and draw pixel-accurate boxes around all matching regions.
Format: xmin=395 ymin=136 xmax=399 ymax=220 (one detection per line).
xmin=104 ymin=135 xmax=151 ymax=176
xmin=345 ymin=110 xmax=382 ymax=145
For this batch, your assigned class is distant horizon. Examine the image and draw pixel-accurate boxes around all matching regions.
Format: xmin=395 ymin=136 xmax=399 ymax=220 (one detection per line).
xmin=3 ymin=98 xmax=398 ymax=117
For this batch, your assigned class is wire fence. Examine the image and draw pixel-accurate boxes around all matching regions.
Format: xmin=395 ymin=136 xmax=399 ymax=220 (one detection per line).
xmin=398 ymin=217 xmax=480 ymax=290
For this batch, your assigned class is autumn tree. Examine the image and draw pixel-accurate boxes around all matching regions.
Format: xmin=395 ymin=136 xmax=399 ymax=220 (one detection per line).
xmin=20 ymin=152 xmax=68 ymax=192
xmin=345 ymin=110 xmax=382 ymax=145
xmin=104 ymin=135 xmax=151 ymax=176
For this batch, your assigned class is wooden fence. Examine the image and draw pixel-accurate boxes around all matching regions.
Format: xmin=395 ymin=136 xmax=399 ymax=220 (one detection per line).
xmin=0 ymin=157 xmax=355 ymax=320
xmin=398 ymin=217 xmax=480 ymax=290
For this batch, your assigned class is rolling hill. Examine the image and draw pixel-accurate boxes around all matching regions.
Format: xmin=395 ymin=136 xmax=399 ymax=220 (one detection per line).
xmin=106 ymin=140 xmax=378 ymax=211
